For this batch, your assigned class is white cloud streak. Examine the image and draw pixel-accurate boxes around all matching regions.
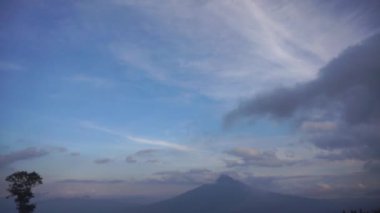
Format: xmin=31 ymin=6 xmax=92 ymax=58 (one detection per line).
xmin=81 ymin=121 xmax=193 ymax=151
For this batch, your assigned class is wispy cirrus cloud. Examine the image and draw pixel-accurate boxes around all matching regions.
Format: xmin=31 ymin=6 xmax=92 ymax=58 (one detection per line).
xmin=110 ymin=0 xmax=378 ymax=100
xmin=81 ymin=121 xmax=193 ymax=151
xmin=68 ymin=74 xmax=114 ymax=87
xmin=0 ymin=61 xmax=24 ymax=72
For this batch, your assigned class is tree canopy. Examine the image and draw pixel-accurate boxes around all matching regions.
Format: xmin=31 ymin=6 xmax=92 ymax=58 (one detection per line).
xmin=6 ymin=171 xmax=43 ymax=213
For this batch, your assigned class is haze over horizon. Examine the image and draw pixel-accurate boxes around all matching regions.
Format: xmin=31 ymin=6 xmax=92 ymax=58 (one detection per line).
xmin=1 ymin=0 xmax=380 ymax=203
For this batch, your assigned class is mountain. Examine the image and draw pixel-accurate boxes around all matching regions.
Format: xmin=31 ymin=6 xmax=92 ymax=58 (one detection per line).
xmin=131 ymin=175 xmax=379 ymax=213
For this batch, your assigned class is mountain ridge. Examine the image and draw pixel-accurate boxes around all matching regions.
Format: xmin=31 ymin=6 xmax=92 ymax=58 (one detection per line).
xmin=131 ymin=175 xmax=379 ymax=213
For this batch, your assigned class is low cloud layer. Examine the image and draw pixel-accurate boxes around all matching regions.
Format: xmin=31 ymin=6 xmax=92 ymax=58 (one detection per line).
xmin=225 ymin=147 xmax=298 ymax=168
xmin=148 ymin=169 xmax=217 ymax=185
xmin=245 ymin=172 xmax=380 ymax=199
xmin=94 ymin=158 xmax=113 ymax=164
xmin=225 ymin=34 xmax=380 ymax=164
xmin=126 ymin=149 xmax=161 ymax=164
xmin=0 ymin=147 xmax=48 ymax=167
xmin=58 ymin=179 xmax=125 ymax=184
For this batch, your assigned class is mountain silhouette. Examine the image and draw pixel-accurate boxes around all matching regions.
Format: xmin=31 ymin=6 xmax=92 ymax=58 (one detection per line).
xmin=131 ymin=175 xmax=349 ymax=213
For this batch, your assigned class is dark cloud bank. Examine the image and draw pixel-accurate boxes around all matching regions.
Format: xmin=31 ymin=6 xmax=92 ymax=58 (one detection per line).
xmin=225 ymin=33 xmax=380 ymax=169
xmin=126 ymin=149 xmax=161 ymax=164
xmin=0 ymin=147 xmax=48 ymax=168
xmin=94 ymin=158 xmax=113 ymax=164
xmin=0 ymin=146 xmax=80 ymax=168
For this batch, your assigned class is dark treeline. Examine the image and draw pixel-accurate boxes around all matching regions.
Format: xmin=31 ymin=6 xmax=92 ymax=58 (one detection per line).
xmin=342 ymin=209 xmax=380 ymax=213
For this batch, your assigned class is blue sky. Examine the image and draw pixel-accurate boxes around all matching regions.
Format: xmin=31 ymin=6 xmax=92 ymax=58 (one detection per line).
xmin=1 ymin=0 xmax=380 ymax=199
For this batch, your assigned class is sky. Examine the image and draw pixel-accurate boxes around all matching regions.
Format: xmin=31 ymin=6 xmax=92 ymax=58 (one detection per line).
xmin=1 ymin=0 xmax=380 ymax=200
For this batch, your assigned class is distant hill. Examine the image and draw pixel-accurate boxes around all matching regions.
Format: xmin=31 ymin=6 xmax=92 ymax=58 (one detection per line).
xmin=131 ymin=175 xmax=379 ymax=213
xmin=0 ymin=197 xmax=140 ymax=213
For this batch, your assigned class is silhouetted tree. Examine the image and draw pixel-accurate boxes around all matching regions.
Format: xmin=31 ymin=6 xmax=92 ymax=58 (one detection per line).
xmin=5 ymin=171 xmax=43 ymax=213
